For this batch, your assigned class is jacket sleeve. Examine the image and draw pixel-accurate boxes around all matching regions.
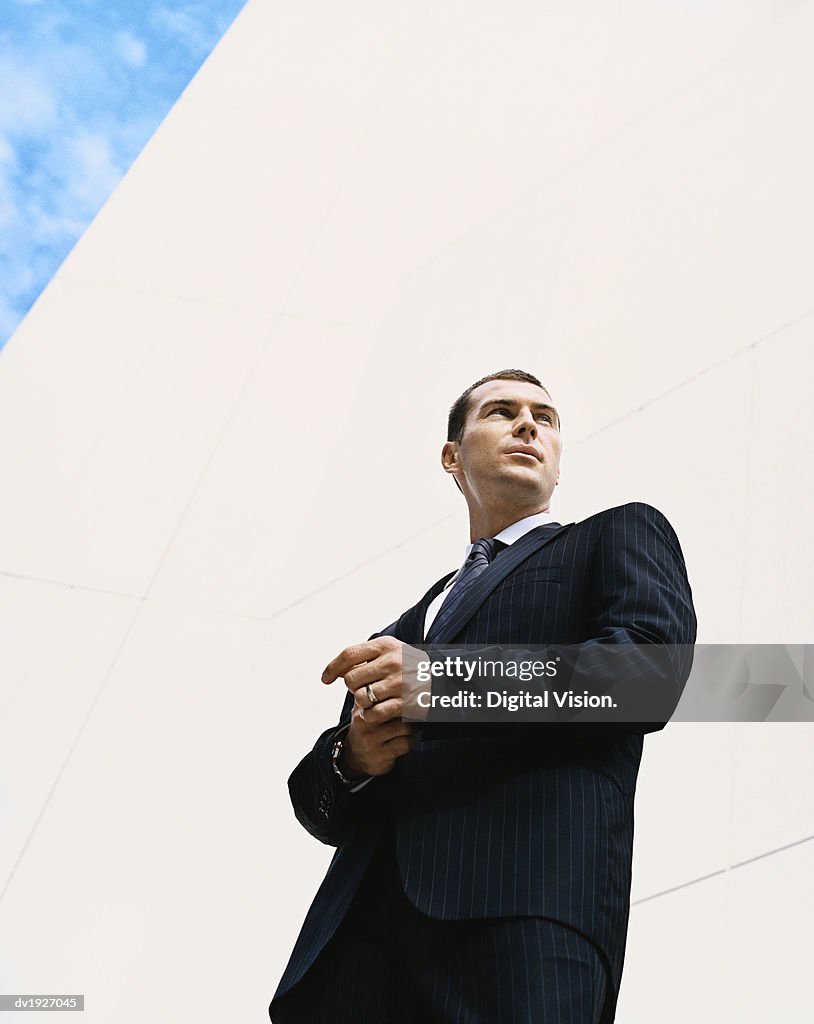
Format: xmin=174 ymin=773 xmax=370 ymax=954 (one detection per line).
xmin=577 ymin=500 xmax=697 ymax=730
xmin=284 ymin=582 xmax=446 ymax=846
xmin=285 ymin=690 xmax=391 ymax=847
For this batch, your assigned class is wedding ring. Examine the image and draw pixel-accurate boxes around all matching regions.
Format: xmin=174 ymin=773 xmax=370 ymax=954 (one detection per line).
xmin=365 ymin=683 xmax=380 ymax=707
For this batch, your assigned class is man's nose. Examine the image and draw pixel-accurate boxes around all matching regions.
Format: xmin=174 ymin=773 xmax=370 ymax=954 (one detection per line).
xmin=514 ymin=412 xmax=537 ymax=439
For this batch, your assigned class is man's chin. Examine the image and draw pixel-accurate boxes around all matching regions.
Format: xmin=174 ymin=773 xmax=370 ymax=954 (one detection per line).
xmin=494 ymin=472 xmax=553 ymax=503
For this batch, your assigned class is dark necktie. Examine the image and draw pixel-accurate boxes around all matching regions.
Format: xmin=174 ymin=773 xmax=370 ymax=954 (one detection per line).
xmin=424 ymin=537 xmax=506 ymax=643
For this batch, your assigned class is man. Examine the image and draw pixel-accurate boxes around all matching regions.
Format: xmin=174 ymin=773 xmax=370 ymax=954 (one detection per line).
xmin=270 ymin=370 xmax=696 ymax=1023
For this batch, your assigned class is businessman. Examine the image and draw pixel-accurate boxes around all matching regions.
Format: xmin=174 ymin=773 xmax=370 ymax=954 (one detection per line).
xmin=270 ymin=369 xmax=697 ymax=1023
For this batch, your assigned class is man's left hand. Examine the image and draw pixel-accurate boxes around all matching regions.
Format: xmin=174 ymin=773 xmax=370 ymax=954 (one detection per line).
xmin=322 ymin=636 xmax=429 ymax=721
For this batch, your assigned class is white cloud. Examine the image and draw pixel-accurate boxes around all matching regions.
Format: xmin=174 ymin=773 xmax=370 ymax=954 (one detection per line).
xmin=0 ymin=57 xmax=56 ymax=133
xmin=152 ymin=6 xmax=211 ymax=53
xmin=66 ymin=131 xmax=122 ymax=208
xmin=0 ymin=191 xmax=15 ymax=231
xmin=29 ymin=207 xmax=86 ymax=244
xmin=114 ymin=31 xmax=148 ymax=69
xmin=0 ymin=136 xmax=18 ymax=228
xmin=0 ymin=133 xmax=15 ymax=165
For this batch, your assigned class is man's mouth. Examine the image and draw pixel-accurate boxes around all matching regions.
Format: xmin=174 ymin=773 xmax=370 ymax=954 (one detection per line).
xmin=504 ymin=445 xmax=542 ymax=462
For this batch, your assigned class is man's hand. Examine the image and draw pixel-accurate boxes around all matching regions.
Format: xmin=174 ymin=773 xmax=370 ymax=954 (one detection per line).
xmin=322 ymin=637 xmax=428 ymax=778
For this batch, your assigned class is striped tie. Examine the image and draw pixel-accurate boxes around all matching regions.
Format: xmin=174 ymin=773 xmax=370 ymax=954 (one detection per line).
xmin=425 ymin=537 xmax=505 ymax=643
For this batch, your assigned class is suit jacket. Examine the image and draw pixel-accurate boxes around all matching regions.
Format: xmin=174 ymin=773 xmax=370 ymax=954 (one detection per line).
xmin=273 ymin=502 xmax=697 ymax=1017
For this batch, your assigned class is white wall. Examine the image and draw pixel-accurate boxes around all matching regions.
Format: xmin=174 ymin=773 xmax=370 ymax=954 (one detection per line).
xmin=1 ymin=2 xmax=812 ymax=1020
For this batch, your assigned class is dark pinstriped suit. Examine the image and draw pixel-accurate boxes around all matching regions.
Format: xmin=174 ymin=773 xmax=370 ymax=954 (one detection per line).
xmin=271 ymin=501 xmax=697 ymax=1022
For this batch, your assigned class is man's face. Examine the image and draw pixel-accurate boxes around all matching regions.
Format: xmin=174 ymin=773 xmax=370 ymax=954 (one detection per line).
xmin=443 ymin=379 xmax=562 ymax=511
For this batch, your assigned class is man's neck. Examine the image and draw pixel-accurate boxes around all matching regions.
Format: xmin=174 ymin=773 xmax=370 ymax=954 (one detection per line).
xmin=468 ymin=504 xmax=552 ymax=542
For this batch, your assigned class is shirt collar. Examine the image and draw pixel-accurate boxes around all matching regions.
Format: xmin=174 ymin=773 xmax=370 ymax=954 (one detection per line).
xmin=463 ymin=508 xmax=557 ymax=558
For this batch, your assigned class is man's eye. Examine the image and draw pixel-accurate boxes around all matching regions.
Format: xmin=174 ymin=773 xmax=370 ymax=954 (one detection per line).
xmin=536 ymin=414 xmax=552 ymax=423
xmin=491 ymin=408 xmax=512 ymax=416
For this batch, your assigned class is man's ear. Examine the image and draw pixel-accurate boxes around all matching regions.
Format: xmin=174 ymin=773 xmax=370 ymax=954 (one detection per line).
xmin=442 ymin=441 xmax=464 ymax=495
xmin=441 ymin=441 xmax=460 ymax=477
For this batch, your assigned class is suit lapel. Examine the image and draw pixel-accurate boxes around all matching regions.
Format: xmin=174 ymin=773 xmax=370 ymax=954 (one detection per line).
xmin=426 ymin=522 xmax=571 ymax=644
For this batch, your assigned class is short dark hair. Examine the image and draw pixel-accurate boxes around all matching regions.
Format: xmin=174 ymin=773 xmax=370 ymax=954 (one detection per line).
xmin=446 ymin=369 xmax=553 ymax=442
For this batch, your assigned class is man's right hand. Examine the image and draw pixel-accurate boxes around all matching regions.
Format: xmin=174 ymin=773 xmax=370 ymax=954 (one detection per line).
xmin=340 ymin=703 xmax=417 ymax=779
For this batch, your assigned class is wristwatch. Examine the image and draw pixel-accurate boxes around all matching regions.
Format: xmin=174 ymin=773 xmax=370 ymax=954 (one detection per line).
xmin=330 ymin=734 xmax=358 ymax=788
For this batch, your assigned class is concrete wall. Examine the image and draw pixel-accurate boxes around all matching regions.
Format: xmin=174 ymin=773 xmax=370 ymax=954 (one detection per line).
xmin=1 ymin=2 xmax=812 ymax=1019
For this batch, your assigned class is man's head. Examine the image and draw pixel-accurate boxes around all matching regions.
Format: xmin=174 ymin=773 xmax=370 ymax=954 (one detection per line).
xmin=442 ymin=370 xmax=562 ymax=533
xmin=446 ymin=370 xmax=560 ymax=443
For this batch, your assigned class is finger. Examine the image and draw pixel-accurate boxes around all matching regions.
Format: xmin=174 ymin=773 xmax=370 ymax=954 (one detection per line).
xmin=321 ymin=642 xmax=377 ymax=684
xmin=351 ymin=701 xmax=402 ymax=729
xmin=322 ymin=637 xmax=401 ymax=685
xmin=350 ymin=679 xmax=396 ymax=711
xmin=358 ymin=696 xmax=404 ymax=726
xmin=351 ymin=704 xmax=369 ymax=727
xmin=352 ymin=671 xmax=397 ymax=704
xmin=344 ymin=659 xmax=398 ymax=695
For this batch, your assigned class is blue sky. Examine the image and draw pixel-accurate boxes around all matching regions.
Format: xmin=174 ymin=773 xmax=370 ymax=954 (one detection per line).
xmin=0 ymin=0 xmax=246 ymax=351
